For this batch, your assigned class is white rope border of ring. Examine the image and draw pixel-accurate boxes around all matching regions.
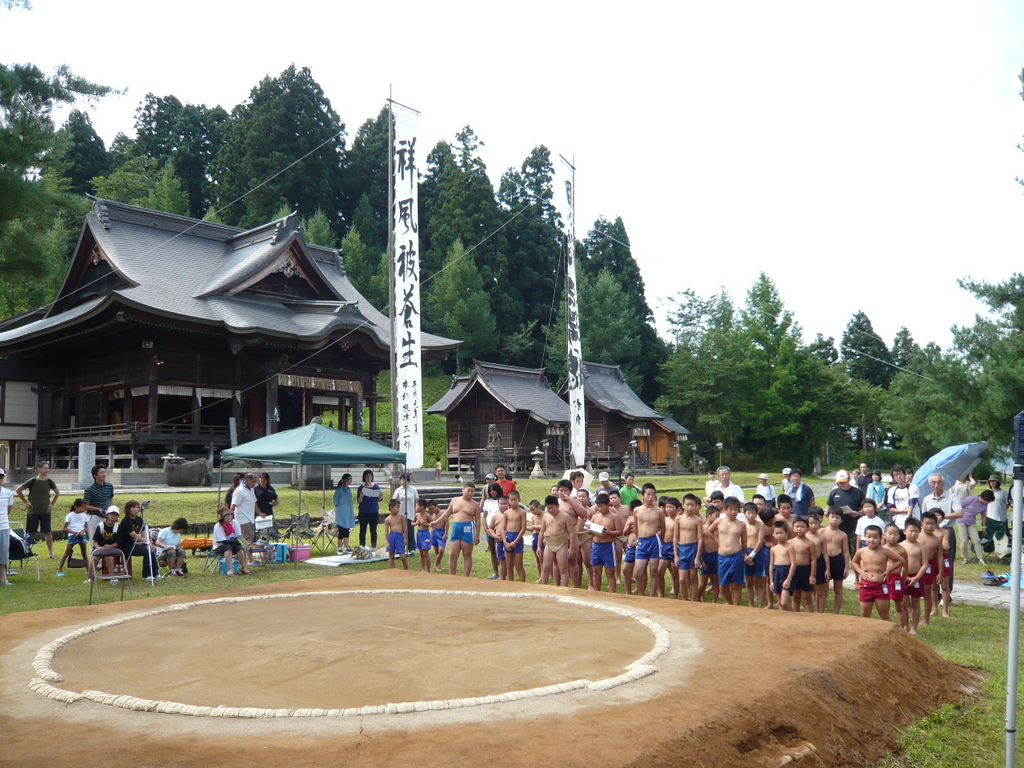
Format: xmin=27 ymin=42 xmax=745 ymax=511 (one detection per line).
xmin=29 ymin=590 xmax=671 ymax=718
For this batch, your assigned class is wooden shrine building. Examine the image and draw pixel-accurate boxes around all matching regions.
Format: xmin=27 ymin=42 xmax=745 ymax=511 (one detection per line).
xmin=427 ymin=361 xmax=570 ymax=474
xmin=0 ymin=199 xmax=459 ymax=470
xmin=562 ymin=362 xmax=690 ymax=473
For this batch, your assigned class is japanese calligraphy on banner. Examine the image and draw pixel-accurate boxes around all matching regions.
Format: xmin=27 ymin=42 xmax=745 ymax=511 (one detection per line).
xmin=392 ymin=104 xmax=422 ymax=468
xmin=564 ymin=177 xmax=586 ymax=468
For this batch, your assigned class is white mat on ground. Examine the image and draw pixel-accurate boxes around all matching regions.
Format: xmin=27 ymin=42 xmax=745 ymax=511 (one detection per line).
xmin=307 ymin=552 xmax=388 ymax=566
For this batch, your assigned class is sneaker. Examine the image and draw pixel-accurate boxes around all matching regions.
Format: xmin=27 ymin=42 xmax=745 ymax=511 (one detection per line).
xmin=7 ymin=569 xmax=17 ymax=576
xmin=0 ymin=581 xmax=14 ymax=586
xmin=487 ymin=573 xmax=499 ymax=580
xmin=56 ymin=571 xmax=66 ymax=577
xmin=83 ymin=578 xmax=92 ymax=584
xmin=110 ymin=579 xmax=119 ymax=586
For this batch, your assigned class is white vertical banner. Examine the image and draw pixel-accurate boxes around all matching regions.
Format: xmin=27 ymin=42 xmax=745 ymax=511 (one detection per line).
xmin=392 ymin=104 xmax=423 ymax=468
xmin=564 ymin=175 xmax=586 ymax=468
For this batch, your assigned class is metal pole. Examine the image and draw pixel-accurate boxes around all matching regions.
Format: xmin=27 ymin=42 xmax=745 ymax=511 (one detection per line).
xmin=1007 ymin=411 xmax=1024 ymax=768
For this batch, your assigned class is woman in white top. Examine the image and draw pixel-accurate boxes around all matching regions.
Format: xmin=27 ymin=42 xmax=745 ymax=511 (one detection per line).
xmin=213 ymin=507 xmax=250 ymax=576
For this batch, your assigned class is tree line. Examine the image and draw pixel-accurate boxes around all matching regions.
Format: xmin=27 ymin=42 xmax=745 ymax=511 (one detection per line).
xmin=3 ymin=51 xmax=1023 ymax=473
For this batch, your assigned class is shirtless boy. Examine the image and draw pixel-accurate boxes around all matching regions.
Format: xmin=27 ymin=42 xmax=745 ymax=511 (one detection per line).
xmin=851 ymin=524 xmax=904 ymax=620
xmin=743 ymin=501 xmax=768 ymax=608
xmin=807 ymin=511 xmax=831 ymax=613
xmin=502 ymin=493 xmax=527 ymax=582
xmin=768 ymin=521 xmax=795 ymax=611
xmin=697 ymin=506 xmax=721 ymax=603
xmin=588 ymin=492 xmax=623 ymax=593
xmin=918 ymin=511 xmax=945 ymax=624
xmin=632 ymin=483 xmax=667 ymax=597
xmin=883 ymin=523 xmax=909 ymax=630
xmin=674 ymin=493 xmax=704 ymax=601
xmin=487 ymin=496 xmax=510 ymax=580
xmin=657 ymin=497 xmax=679 ymax=598
xmin=427 ymin=499 xmax=447 ymax=572
xmin=384 ymin=499 xmax=409 ymax=570
xmin=539 ymin=494 xmax=578 ymax=586
xmin=431 ymin=482 xmax=481 ymax=577
xmin=901 ymin=519 xmax=930 ymax=633
xmin=607 ymin=490 xmax=627 ymax=581
xmin=773 ymin=494 xmax=795 ymax=532
xmin=413 ymin=499 xmax=434 ymax=572
xmin=823 ymin=506 xmax=850 ymax=614
xmin=528 ymin=499 xmax=544 ymax=576
xmin=788 ymin=517 xmax=819 ymax=612
xmin=622 ymin=499 xmax=642 ymax=595
xmin=708 ymin=497 xmax=747 ymax=606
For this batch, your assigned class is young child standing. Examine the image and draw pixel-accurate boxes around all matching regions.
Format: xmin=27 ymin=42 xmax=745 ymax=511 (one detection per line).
xmin=385 ymin=499 xmax=409 ymax=570
xmin=901 ymin=519 xmax=929 ymax=634
xmin=855 ymin=499 xmax=886 ymax=550
xmin=743 ymin=501 xmax=768 ymax=608
xmin=502 ymin=493 xmax=527 ymax=582
xmin=589 ymin=492 xmax=623 ymax=594
xmin=883 ymin=523 xmax=909 ymax=630
xmin=768 ymin=521 xmax=795 ymax=611
xmin=56 ymin=498 xmax=92 ymax=578
xmin=659 ymin=497 xmax=680 ymax=598
xmin=674 ymin=494 xmax=704 ymax=601
xmin=413 ymin=499 xmax=434 ymax=572
xmin=918 ymin=511 xmax=945 ymax=624
xmin=708 ymin=497 xmax=747 ymax=606
xmin=807 ymin=511 xmax=831 ymax=613
xmin=539 ymin=495 xmax=578 ymax=587
xmin=622 ymin=499 xmax=642 ymax=595
xmin=851 ymin=524 xmax=904 ymax=620
xmin=428 ymin=499 xmax=447 ymax=572
xmin=788 ymin=517 xmax=819 ymax=612
xmin=824 ymin=506 xmax=850 ymax=614
xmin=632 ymin=484 xmax=666 ymax=598
xmin=697 ymin=505 xmax=721 ymax=603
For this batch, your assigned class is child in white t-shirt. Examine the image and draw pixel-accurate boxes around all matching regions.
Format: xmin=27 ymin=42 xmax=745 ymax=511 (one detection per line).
xmin=57 ymin=498 xmax=93 ymax=578
xmin=855 ymin=499 xmax=886 ymax=550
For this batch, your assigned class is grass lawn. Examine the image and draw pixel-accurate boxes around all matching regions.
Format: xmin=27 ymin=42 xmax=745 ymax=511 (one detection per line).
xmin=2 ymin=472 xmax=1021 ymax=767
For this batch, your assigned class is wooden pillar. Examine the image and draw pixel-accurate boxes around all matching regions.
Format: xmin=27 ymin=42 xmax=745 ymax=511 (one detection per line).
xmin=266 ymin=376 xmax=279 ymax=435
xmin=192 ymin=388 xmax=201 ymax=432
xmin=354 ymin=393 xmax=364 ymax=437
xmin=147 ymin=357 xmax=158 ymax=425
xmin=368 ymin=396 xmax=377 ymax=440
xmin=340 ymin=397 xmax=349 ymax=432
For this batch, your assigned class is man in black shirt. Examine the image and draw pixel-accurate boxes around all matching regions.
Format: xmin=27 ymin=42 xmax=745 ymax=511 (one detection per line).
xmin=827 ymin=469 xmax=864 ymax=555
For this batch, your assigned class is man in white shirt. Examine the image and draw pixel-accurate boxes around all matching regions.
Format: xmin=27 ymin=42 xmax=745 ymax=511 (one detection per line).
xmin=0 ymin=468 xmax=13 ymax=585
xmin=885 ymin=464 xmax=920 ymax=530
xmin=230 ymin=473 xmax=258 ymax=543
xmin=392 ymin=473 xmax=419 ymax=550
xmin=711 ymin=466 xmax=745 ymax=502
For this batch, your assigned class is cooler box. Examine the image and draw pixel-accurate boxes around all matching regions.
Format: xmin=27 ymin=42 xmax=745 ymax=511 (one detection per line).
xmin=273 ymin=542 xmax=290 ymax=562
xmin=289 ymin=545 xmax=311 ymax=562
xmin=219 ymin=556 xmax=240 ymax=574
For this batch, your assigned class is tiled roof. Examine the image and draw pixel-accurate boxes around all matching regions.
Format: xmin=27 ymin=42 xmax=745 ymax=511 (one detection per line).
xmin=578 ymin=361 xmax=662 ymax=420
xmin=427 ymin=361 xmax=569 ymax=425
xmin=654 ymin=414 xmax=690 ymax=436
xmin=0 ymin=199 xmax=460 ymax=353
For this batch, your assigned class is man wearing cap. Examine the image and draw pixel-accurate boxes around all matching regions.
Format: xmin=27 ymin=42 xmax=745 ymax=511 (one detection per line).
xmin=597 ymin=471 xmax=619 ymax=496
xmin=710 ymin=466 xmax=745 ymax=502
xmin=827 ymin=469 xmax=864 ymax=554
xmin=16 ymin=460 xmax=60 ymax=558
xmin=0 ymin=468 xmax=13 ymax=585
xmin=985 ymin=475 xmax=1009 ymax=541
xmin=754 ymin=473 xmax=776 ymax=504
xmin=781 ymin=468 xmax=794 ymax=495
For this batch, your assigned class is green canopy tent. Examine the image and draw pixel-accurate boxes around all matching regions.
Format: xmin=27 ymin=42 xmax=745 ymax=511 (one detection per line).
xmin=219 ymin=423 xmax=406 ymax=558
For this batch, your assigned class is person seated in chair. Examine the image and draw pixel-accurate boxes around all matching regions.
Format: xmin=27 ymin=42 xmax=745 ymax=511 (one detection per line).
xmin=156 ymin=517 xmax=189 ymax=577
xmin=213 ymin=507 xmax=250 ymax=576
xmin=116 ymin=500 xmax=155 ymax=578
xmin=91 ymin=506 xmax=124 ymax=581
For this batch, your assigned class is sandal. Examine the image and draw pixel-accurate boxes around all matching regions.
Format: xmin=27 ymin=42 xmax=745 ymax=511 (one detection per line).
xmin=241 ymin=569 xmax=252 ymax=575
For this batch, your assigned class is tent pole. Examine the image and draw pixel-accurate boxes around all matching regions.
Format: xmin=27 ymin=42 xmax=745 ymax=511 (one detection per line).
xmin=296 ymin=465 xmax=303 ymax=568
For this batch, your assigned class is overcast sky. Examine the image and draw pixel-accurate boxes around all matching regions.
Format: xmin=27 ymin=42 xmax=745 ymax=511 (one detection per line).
xmin=5 ymin=0 xmax=1024 ymax=352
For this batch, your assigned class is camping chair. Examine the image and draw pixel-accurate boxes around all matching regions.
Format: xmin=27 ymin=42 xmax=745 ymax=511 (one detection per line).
xmin=89 ymin=548 xmax=133 ymax=605
xmin=309 ymin=509 xmax=336 ymax=554
xmin=9 ymin=522 xmax=41 ymax=581
xmin=282 ymin=513 xmax=316 ymax=545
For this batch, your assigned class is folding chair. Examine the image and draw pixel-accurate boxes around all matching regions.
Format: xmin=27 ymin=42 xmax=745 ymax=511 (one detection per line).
xmin=89 ymin=548 xmax=133 ymax=604
xmin=9 ymin=522 xmax=41 ymax=581
xmin=309 ymin=509 xmax=336 ymax=554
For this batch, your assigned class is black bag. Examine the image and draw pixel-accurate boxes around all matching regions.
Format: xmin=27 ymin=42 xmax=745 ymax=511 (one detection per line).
xmin=9 ymin=531 xmax=31 ymax=560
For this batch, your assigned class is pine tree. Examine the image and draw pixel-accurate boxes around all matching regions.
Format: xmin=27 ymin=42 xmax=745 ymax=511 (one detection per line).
xmin=841 ymin=310 xmax=894 ymax=388
xmin=424 ymin=241 xmax=496 ymax=371
xmin=211 ymin=65 xmax=346 ymax=229
xmin=44 ymin=110 xmax=110 ymax=196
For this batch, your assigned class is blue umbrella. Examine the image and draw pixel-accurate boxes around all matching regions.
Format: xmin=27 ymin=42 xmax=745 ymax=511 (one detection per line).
xmin=912 ymin=442 xmax=988 ymax=490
